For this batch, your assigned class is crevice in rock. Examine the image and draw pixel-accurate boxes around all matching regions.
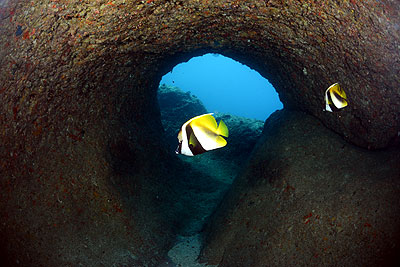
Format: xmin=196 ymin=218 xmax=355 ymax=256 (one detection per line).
xmin=157 ymin=84 xmax=265 ymax=265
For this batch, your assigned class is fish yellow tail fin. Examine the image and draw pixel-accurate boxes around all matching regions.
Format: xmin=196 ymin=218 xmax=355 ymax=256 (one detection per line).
xmin=217 ymin=120 xmax=229 ymax=137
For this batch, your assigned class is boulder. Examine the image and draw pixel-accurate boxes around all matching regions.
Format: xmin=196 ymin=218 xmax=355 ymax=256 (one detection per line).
xmin=200 ymin=110 xmax=400 ymax=266
xmin=158 ymin=83 xmax=208 ymax=151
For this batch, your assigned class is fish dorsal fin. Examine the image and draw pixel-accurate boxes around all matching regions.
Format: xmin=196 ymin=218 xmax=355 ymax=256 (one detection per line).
xmin=216 ymin=119 xmax=229 ymax=137
xmin=190 ymin=113 xmax=218 ymax=130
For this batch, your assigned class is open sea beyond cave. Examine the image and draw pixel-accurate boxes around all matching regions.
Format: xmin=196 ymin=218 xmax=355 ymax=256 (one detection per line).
xmin=160 ymin=53 xmax=283 ymax=121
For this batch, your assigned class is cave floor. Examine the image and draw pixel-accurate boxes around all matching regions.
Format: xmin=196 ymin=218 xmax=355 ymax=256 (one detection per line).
xmin=162 ymin=152 xmax=239 ymax=266
xmin=180 ymin=155 xmax=238 ymax=185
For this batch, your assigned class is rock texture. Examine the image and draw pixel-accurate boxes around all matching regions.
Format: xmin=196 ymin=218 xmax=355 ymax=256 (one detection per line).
xmin=158 ymin=84 xmax=208 ymax=152
xmin=200 ymin=110 xmax=400 ymax=266
xmin=0 ymin=0 xmax=399 ymax=266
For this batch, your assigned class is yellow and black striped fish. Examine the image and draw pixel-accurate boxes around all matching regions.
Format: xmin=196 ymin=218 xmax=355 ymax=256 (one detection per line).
xmin=176 ymin=113 xmax=229 ymax=156
xmin=324 ymin=83 xmax=348 ymax=112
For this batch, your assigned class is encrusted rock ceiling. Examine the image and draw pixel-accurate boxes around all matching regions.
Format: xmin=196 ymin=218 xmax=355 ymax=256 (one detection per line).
xmin=0 ymin=0 xmax=399 ymax=266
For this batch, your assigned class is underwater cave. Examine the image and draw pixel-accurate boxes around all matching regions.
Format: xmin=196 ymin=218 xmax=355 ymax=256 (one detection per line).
xmin=156 ymin=54 xmax=282 ymax=262
xmin=157 ymin=52 xmax=283 ymax=181
xmin=1 ymin=0 xmax=400 ymax=266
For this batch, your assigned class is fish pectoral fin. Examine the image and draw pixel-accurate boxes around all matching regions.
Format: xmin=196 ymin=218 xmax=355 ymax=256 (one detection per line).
xmin=216 ymin=120 xmax=229 ymax=137
xmin=189 ymin=132 xmax=199 ymax=147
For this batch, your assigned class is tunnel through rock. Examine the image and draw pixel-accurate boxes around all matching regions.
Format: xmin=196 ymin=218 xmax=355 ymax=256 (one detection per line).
xmin=156 ymin=53 xmax=282 ymax=241
xmin=157 ymin=82 xmax=268 ymax=265
xmin=157 ymin=84 xmax=265 ymax=232
xmin=1 ymin=0 xmax=400 ymax=266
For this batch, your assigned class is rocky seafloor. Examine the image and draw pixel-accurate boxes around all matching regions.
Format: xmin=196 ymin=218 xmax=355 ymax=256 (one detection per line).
xmin=157 ymin=84 xmax=268 ymax=266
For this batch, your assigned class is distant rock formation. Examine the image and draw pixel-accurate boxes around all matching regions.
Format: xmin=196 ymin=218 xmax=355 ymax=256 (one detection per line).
xmin=158 ymin=84 xmax=264 ymax=181
xmin=158 ymin=84 xmax=208 ymax=151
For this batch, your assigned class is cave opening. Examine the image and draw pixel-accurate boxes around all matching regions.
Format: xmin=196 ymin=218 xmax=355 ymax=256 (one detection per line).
xmin=159 ymin=53 xmax=282 ymax=120
xmin=157 ymin=53 xmax=283 ymax=261
xmin=157 ymin=53 xmax=283 ymax=190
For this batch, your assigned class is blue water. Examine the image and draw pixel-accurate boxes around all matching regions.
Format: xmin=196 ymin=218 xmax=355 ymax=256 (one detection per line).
xmin=160 ymin=53 xmax=283 ymax=121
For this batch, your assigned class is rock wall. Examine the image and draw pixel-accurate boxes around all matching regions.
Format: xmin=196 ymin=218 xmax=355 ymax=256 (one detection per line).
xmin=200 ymin=110 xmax=400 ymax=266
xmin=0 ymin=0 xmax=399 ymax=265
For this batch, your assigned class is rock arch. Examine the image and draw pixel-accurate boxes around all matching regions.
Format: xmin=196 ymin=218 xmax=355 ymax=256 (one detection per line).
xmin=0 ymin=0 xmax=399 ymax=265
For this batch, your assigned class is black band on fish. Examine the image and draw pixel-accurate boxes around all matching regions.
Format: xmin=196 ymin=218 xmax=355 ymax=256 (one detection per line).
xmin=333 ymin=91 xmax=345 ymax=103
xmin=186 ymin=124 xmax=207 ymax=155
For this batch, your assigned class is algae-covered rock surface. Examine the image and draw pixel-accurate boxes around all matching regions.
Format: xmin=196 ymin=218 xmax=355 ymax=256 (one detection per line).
xmin=200 ymin=110 xmax=400 ymax=266
xmin=0 ymin=0 xmax=399 ymax=265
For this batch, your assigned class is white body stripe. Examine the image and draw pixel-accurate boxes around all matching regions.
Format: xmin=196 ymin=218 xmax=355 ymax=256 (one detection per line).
xmin=191 ymin=124 xmax=224 ymax=151
xmin=324 ymin=88 xmax=332 ymax=112
xmin=179 ymin=115 xmax=200 ymax=156
xmin=330 ymin=90 xmax=343 ymax=109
